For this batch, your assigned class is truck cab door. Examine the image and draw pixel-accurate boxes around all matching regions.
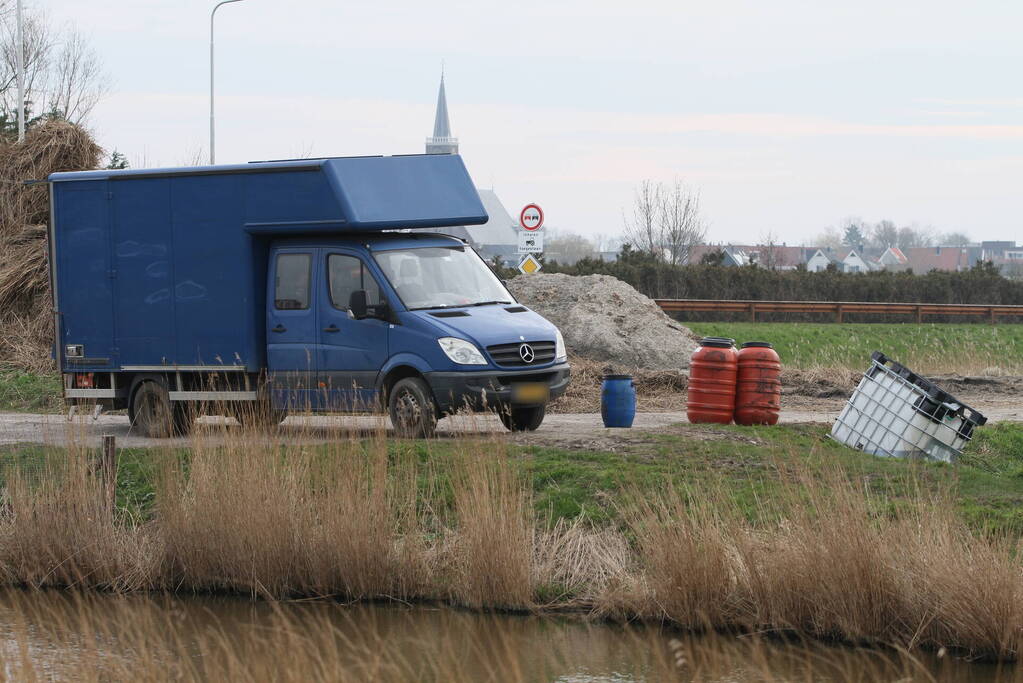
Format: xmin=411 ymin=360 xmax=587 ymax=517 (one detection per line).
xmin=266 ymin=248 xmax=318 ymax=410
xmin=317 ymin=251 xmax=390 ymax=411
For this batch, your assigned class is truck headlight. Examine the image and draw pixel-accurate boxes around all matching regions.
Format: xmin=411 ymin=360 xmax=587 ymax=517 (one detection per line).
xmin=438 ymin=337 xmax=487 ymax=365
xmin=555 ymin=329 xmax=567 ymax=361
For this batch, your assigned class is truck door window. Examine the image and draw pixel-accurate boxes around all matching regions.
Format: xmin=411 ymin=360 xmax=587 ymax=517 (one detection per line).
xmin=328 ymin=254 xmax=382 ymax=310
xmin=274 ymin=253 xmax=311 ymax=310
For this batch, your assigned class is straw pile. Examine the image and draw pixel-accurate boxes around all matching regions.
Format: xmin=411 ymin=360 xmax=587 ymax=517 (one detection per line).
xmin=0 ymin=121 xmax=102 ymax=372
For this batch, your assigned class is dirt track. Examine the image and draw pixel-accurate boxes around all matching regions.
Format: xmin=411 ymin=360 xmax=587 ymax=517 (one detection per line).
xmin=1 ymin=391 xmax=1019 ymax=450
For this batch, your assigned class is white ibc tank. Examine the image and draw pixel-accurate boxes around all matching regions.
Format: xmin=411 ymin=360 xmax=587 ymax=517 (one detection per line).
xmin=831 ymin=352 xmax=986 ymax=463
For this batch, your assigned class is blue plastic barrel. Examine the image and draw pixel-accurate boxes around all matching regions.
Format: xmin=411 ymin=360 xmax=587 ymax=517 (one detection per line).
xmin=601 ymin=375 xmax=636 ymax=428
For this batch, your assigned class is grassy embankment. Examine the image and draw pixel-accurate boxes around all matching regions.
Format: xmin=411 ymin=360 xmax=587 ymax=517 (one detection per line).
xmin=4 ymin=423 xmax=1022 ymax=534
xmin=688 ymin=322 xmax=1023 ymax=375
xmin=1 ymin=420 xmax=1023 ymax=660
xmin=0 ymin=368 xmax=61 ymax=412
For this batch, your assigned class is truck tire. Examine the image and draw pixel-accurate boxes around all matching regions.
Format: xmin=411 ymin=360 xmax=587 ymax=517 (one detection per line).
xmin=499 ymin=404 xmax=546 ymax=432
xmin=389 ymin=377 xmax=438 ymax=438
xmin=234 ymin=401 xmax=288 ymax=430
xmin=130 ymin=380 xmax=191 ymax=438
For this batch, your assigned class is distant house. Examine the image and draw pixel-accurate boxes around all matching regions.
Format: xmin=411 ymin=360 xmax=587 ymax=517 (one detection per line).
xmin=903 ymin=246 xmax=970 ymax=272
xmin=745 ymin=245 xmax=815 ymax=270
xmin=690 ymin=243 xmax=816 ymax=269
xmin=878 ymin=246 xmax=909 ymax=267
xmin=687 ymin=244 xmax=748 ymax=266
xmin=806 ymin=249 xmax=832 ymax=272
xmin=980 ymin=241 xmax=1017 ymax=262
xmin=836 ymin=249 xmax=871 ymax=273
xmin=1003 ymin=249 xmax=1023 ymax=262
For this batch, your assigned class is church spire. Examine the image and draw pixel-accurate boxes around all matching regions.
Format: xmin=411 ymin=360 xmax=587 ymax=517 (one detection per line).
xmin=426 ymin=70 xmax=458 ymax=155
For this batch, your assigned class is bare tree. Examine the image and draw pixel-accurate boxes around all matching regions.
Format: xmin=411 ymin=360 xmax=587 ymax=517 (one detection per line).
xmin=758 ymin=229 xmax=781 ymax=269
xmin=939 ymin=231 xmax=971 ymax=248
xmin=813 ymin=226 xmax=843 ymax=251
xmin=47 ymin=28 xmax=107 ymax=122
xmin=0 ymin=6 xmax=51 ymax=118
xmin=179 ymin=144 xmax=208 ymax=167
xmin=622 ymin=180 xmax=662 ymax=258
xmin=0 ymin=5 xmax=107 ymax=128
xmin=658 ymin=179 xmax=705 ymax=266
xmin=897 ymin=225 xmax=935 ymax=251
xmin=870 ymin=220 xmax=899 ymax=250
xmin=545 ymin=231 xmax=597 ymax=266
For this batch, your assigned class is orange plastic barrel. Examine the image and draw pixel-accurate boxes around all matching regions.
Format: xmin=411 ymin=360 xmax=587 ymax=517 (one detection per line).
xmin=686 ymin=338 xmax=739 ymax=424
xmin=734 ymin=341 xmax=782 ymax=426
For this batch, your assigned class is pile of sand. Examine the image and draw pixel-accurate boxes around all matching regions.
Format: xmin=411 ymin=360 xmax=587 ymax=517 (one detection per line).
xmin=507 ymin=272 xmax=698 ymax=372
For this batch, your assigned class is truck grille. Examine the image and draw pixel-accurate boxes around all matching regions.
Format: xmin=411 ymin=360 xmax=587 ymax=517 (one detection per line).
xmin=487 ymin=340 xmax=556 ymax=367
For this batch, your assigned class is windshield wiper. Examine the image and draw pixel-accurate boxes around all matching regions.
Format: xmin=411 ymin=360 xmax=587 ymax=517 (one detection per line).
xmin=468 ymin=300 xmax=512 ymax=307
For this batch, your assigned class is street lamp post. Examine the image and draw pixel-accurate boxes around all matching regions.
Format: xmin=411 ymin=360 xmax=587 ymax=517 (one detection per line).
xmin=209 ymin=0 xmax=246 ymax=164
xmin=15 ymin=0 xmax=25 ymax=142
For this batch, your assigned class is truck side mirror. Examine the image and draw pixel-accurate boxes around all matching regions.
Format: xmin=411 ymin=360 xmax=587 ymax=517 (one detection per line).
xmin=348 ymin=290 xmax=368 ymax=319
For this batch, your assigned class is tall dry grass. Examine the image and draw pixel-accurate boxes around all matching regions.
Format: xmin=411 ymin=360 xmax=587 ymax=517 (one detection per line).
xmin=0 ymin=446 xmax=153 ymax=591
xmin=0 ymin=420 xmax=1021 ymax=661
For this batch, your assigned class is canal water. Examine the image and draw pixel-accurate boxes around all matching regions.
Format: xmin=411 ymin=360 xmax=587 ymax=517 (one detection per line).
xmin=0 ymin=589 xmax=1017 ymax=681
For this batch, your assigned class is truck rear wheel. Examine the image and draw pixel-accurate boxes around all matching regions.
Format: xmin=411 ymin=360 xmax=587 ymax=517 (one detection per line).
xmin=389 ymin=377 xmax=438 ymax=438
xmin=499 ymin=404 xmax=546 ymax=432
xmin=130 ymin=380 xmax=191 ymax=438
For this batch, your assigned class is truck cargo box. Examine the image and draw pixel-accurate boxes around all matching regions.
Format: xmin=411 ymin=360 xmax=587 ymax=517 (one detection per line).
xmin=47 ymin=154 xmax=487 ymax=373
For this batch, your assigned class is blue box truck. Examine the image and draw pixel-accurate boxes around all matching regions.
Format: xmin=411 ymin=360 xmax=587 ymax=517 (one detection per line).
xmin=46 ymin=154 xmax=570 ymax=437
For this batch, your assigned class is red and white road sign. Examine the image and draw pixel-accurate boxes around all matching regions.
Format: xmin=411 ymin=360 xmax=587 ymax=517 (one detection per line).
xmin=519 ymin=204 xmax=544 ymax=231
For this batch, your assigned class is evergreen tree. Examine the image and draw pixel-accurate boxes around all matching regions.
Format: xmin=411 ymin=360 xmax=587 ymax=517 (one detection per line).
xmin=842 ymin=223 xmax=866 ymax=247
xmin=106 ymin=150 xmax=129 ymax=170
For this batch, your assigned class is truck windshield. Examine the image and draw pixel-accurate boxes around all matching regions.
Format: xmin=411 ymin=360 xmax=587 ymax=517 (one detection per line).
xmin=374 ymin=246 xmax=512 ymax=310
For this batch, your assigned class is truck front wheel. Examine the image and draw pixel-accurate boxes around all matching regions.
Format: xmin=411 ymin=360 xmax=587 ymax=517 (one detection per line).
xmin=499 ymin=404 xmax=546 ymax=432
xmin=389 ymin=377 xmax=438 ymax=439
xmin=130 ymin=380 xmax=191 ymax=438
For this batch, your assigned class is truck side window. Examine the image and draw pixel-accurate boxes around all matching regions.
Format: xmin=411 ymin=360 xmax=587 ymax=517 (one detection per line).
xmin=274 ymin=253 xmax=311 ymax=310
xmin=328 ymin=254 xmax=382 ymax=310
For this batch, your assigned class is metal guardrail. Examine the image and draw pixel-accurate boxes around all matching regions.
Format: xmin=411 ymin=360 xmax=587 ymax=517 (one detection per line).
xmin=654 ymin=299 xmax=1023 ymax=323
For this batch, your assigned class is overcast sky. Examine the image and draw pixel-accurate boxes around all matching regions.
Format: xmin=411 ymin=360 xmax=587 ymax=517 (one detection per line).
xmin=43 ymin=0 xmax=1023 ymax=246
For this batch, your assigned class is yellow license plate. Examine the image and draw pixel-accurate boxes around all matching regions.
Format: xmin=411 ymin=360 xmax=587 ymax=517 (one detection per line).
xmin=511 ymin=382 xmax=549 ymax=404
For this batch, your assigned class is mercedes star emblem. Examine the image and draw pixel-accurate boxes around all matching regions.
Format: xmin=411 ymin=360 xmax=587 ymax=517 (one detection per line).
xmin=519 ymin=343 xmax=535 ymax=363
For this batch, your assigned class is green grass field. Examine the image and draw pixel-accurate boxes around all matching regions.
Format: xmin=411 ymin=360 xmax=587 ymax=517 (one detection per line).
xmin=4 ymin=422 xmax=1021 ymax=537
xmin=687 ymin=322 xmax=1023 ymax=373
xmin=0 ymin=370 xmax=62 ymax=412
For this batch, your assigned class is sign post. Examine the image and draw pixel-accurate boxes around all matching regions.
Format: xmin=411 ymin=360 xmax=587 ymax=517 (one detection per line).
xmin=517 ymin=254 xmax=542 ymax=274
xmin=519 ymin=203 xmax=544 ymax=232
xmin=517 ymin=203 xmax=545 ymax=268
xmin=517 ymin=231 xmax=543 ymax=254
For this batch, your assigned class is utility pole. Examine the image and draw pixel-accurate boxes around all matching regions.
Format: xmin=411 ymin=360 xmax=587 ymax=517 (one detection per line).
xmin=209 ymin=0 xmax=246 ymax=164
xmin=15 ymin=0 xmax=25 ymax=142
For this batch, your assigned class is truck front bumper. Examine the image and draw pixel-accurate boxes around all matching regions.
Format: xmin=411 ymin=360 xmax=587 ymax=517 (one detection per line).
xmin=425 ymin=362 xmax=571 ymax=414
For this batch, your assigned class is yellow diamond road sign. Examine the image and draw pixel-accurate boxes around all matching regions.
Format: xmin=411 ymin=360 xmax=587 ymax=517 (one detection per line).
xmin=518 ymin=254 xmax=542 ymax=274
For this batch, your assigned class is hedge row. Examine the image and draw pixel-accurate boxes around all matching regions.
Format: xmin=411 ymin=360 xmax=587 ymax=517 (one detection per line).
xmin=500 ymin=248 xmax=1023 ymax=323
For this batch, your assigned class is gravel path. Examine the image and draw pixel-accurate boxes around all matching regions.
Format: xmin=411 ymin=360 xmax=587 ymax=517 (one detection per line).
xmin=1 ymin=402 xmax=1019 ymax=450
